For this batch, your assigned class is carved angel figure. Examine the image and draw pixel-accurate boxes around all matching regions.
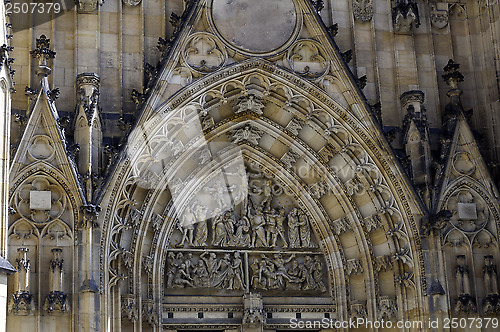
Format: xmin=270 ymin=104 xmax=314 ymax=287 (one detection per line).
xmin=231 ymin=124 xmax=264 ymax=145
xmin=235 ymin=94 xmax=265 ymax=115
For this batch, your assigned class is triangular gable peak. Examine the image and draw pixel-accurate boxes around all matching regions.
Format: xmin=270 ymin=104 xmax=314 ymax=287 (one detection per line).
xmin=137 ymin=0 xmax=372 ymax=127
xmin=10 ymin=78 xmax=81 ymax=195
xmin=10 ymin=71 xmax=85 ymax=216
xmin=434 ymin=61 xmax=500 ymax=251
xmin=438 ymin=113 xmax=500 ymax=198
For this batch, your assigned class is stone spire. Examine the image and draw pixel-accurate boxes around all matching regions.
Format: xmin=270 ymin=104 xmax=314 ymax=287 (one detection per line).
xmin=402 ymin=90 xmax=431 ymax=207
xmin=29 ymin=35 xmax=55 ymax=80
xmin=74 ymin=73 xmax=102 ymax=202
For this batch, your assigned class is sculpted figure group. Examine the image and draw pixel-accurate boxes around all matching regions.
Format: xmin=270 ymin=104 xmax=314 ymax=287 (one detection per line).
xmin=250 ymin=254 xmax=326 ymax=292
xmin=176 ymin=198 xmax=316 ymax=249
xmin=166 ymin=251 xmax=245 ymax=290
xmin=166 ymin=251 xmax=326 ymax=293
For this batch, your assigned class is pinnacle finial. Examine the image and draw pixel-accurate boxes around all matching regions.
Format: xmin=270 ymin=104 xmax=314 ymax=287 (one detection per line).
xmin=442 ymin=59 xmax=464 ymax=89
xmin=30 ymin=35 xmax=56 ymax=78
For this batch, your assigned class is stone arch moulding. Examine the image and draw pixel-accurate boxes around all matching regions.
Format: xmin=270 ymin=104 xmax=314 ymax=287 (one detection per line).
xmin=99 ymin=59 xmax=427 ymax=328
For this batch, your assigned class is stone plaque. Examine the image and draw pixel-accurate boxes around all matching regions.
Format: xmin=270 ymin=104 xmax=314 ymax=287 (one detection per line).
xmin=30 ymin=191 xmax=52 ymax=210
xmin=458 ymin=203 xmax=477 ymax=220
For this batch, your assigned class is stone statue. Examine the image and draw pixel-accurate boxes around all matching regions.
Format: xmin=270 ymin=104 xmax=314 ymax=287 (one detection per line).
xmin=484 ymin=255 xmax=499 ymax=296
xmin=192 ymin=260 xmax=209 ymax=287
xmin=172 ymin=263 xmax=194 ymax=288
xmin=166 ymin=252 xmax=177 ymax=288
xmin=200 ymin=252 xmax=218 ymax=276
xmin=301 ymin=256 xmax=316 ymax=291
xmin=298 ymin=209 xmax=313 ymax=248
xmin=250 ymin=205 xmax=267 ymax=247
xmin=212 ymin=209 xmax=227 ymax=246
xmin=179 ymin=206 xmax=195 ymax=246
xmin=214 ymin=253 xmax=232 ymax=289
xmin=203 ymin=179 xmax=235 ymax=210
xmin=312 ymin=256 xmax=326 ymax=292
xmin=250 ymin=259 xmax=263 ymax=289
xmin=223 ymin=211 xmax=236 ymax=245
xmin=229 ymin=252 xmax=245 ymax=290
xmin=233 ymin=215 xmax=251 ymax=247
xmin=275 ymin=208 xmax=288 ymax=247
xmin=269 ymin=253 xmax=295 ymax=289
xmin=192 ymin=204 xmax=208 ymax=246
xmin=235 ymin=94 xmax=265 ymax=115
xmin=265 ymin=209 xmax=278 ymax=247
xmin=288 ymin=208 xmax=301 ymax=248
xmin=287 ymin=259 xmax=304 ymax=290
xmin=231 ymin=124 xmax=264 ymax=145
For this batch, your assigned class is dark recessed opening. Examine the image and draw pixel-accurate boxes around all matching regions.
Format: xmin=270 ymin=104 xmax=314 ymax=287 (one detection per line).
xmin=198 ymin=312 xmax=203 ymax=319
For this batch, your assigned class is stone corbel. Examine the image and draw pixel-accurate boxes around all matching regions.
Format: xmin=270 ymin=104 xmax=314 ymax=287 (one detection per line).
xmin=430 ymin=3 xmax=449 ymax=29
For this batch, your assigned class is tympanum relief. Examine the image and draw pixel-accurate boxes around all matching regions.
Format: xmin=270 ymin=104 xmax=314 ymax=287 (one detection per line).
xmin=166 ymin=166 xmax=327 ymax=295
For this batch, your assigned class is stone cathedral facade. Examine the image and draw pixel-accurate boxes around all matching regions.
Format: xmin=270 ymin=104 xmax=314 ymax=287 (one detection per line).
xmin=1 ymin=0 xmax=500 ymax=331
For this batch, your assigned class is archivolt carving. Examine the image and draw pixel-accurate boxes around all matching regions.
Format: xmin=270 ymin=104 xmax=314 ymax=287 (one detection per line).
xmin=287 ymin=40 xmax=329 ymax=79
xmin=101 ymin=60 xmax=425 ymax=325
xmin=183 ymin=33 xmax=227 ymax=74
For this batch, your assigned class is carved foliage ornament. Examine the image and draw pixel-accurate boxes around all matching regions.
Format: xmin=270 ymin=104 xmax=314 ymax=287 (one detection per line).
xmin=353 ymin=0 xmax=373 ymax=22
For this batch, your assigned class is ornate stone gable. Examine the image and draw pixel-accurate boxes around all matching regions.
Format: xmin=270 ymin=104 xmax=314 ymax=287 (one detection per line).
xmin=135 ymin=0 xmax=372 ymax=129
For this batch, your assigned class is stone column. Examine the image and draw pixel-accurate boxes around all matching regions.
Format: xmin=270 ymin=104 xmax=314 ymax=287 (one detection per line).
xmin=74 ymin=73 xmax=102 ymax=202
xmin=44 ymin=248 xmax=69 ymax=313
xmin=78 ymin=205 xmax=100 ymax=332
xmin=242 ymin=292 xmax=264 ymax=332
xmin=8 ymin=248 xmax=35 ymax=315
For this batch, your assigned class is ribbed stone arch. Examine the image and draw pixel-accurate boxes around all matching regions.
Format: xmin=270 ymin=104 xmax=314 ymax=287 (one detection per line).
xmin=99 ymin=59 xmax=427 ymax=329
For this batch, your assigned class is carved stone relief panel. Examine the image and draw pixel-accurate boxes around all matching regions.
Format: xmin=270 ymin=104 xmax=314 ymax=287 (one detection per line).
xmin=165 ymin=249 xmax=327 ymax=295
xmin=164 ymin=160 xmax=328 ymax=297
